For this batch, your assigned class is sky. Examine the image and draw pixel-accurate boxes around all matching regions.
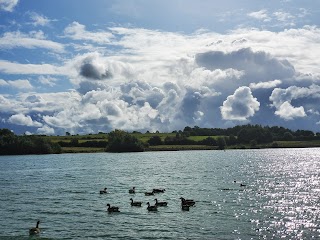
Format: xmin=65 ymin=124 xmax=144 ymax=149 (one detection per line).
xmin=1 ymin=0 xmax=320 ymax=135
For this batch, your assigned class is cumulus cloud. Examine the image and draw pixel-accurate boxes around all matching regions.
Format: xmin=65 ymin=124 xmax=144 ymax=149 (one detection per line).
xmin=249 ymin=79 xmax=282 ymax=90
xmin=0 ymin=0 xmax=18 ymax=12
xmin=220 ymin=86 xmax=260 ymax=121
xmin=8 ymin=113 xmax=42 ymax=127
xmin=37 ymin=125 xmax=55 ymax=135
xmin=195 ymin=48 xmax=295 ymax=83
xmin=275 ymin=101 xmax=306 ymax=120
xmin=270 ymin=84 xmax=320 ymax=109
xmin=79 ymin=58 xmax=112 ymax=80
xmin=269 ymin=84 xmax=320 ymax=121
xmin=2 ymin=24 xmax=320 ymax=133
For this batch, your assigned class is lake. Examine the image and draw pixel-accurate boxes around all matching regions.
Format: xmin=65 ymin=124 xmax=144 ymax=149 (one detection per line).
xmin=0 ymin=148 xmax=319 ymax=239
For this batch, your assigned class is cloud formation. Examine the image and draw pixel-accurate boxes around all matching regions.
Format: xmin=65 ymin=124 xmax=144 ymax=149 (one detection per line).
xmin=0 ymin=0 xmax=18 ymax=12
xmin=79 ymin=57 xmax=113 ymax=80
xmin=64 ymin=22 xmax=114 ymax=44
xmin=28 ymin=12 xmax=53 ymax=26
xmin=8 ymin=113 xmax=42 ymax=127
xmin=220 ymin=86 xmax=260 ymax=121
xmin=1 ymin=21 xmax=320 ymax=134
xmin=0 ymin=31 xmax=64 ymax=52
xmin=195 ymin=48 xmax=295 ymax=83
xmin=274 ymin=101 xmax=306 ymax=120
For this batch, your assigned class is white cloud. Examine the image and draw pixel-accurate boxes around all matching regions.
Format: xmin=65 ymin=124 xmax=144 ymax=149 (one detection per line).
xmin=275 ymin=101 xmax=306 ymax=120
xmin=220 ymin=86 xmax=260 ymax=121
xmin=0 ymin=60 xmax=65 ymax=75
xmin=8 ymin=79 xmax=33 ymax=90
xmin=0 ymin=79 xmax=9 ymax=86
xmin=64 ymin=22 xmax=114 ymax=44
xmin=247 ymin=9 xmax=270 ymax=21
xmin=1 ymin=25 xmax=320 ymax=133
xmin=270 ymin=84 xmax=320 ymax=109
xmin=28 ymin=12 xmax=54 ymax=26
xmin=273 ymin=11 xmax=294 ymax=22
xmin=270 ymin=84 xmax=320 ymax=120
xmin=0 ymin=31 xmax=64 ymax=52
xmin=38 ymin=76 xmax=58 ymax=87
xmin=0 ymin=0 xmax=18 ymax=12
xmin=0 ymin=79 xmax=33 ymax=90
xmin=8 ymin=113 xmax=42 ymax=127
xmin=37 ymin=125 xmax=55 ymax=135
xmin=249 ymin=79 xmax=282 ymax=90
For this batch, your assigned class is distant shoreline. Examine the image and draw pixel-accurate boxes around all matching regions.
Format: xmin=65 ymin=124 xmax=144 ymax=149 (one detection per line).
xmin=60 ymin=141 xmax=320 ymax=154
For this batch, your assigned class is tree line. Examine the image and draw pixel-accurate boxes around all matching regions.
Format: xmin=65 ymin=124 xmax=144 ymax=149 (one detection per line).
xmin=1 ymin=124 xmax=319 ymax=154
xmin=0 ymin=129 xmax=61 ymax=155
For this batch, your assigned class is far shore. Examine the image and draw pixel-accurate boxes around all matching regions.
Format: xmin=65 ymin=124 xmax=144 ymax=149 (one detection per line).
xmin=60 ymin=141 xmax=320 ymax=154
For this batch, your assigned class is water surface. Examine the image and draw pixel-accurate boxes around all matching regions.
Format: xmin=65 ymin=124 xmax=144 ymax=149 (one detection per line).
xmin=0 ymin=148 xmax=319 ymax=239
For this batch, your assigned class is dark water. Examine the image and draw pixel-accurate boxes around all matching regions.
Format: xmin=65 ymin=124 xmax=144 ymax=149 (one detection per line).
xmin=0 ymin=148 xmax=319 ymax=239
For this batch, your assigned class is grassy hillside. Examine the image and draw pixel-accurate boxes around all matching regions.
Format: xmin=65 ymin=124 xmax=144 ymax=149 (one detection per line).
xmin=41 ymin=132 xmax=320 ymax=154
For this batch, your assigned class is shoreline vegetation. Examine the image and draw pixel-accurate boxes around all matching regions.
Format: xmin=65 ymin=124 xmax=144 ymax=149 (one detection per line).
xmin=1 ymin=124 xmax=320 ymax=155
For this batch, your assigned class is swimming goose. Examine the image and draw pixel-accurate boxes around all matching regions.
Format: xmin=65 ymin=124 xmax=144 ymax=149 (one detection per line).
xmin=100 ymin=188 xmax=108 ymax=194
xmin=180 ymin=197 xmax=195 ymax=206
xmin=152 ymin=188 xmax=165 ymax=193
xmin=154 ymin=198 xmax=167 ymax=206
xmin=146 ymin=202 xmax=158 ymax=211
xmin=240 ymin=183 xmax=246 ymax=187
xmin=29 ymin=220 xmax=40 ymax=235
xmin=129 ymin=187 xmax=135 ymax=194
xmin=130 ymin=198 xmax=142 ymax=207
xmin=107 ymin=204 xmax=120 ymax=212
xmin=181 ymin=205 xmax=190 ymax=211
xmin=144 ymin=191 xmax=154 ymax=196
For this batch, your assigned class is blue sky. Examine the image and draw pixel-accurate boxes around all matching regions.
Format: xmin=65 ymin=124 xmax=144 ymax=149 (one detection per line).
xmin=1 ymin=0 xmax=320 ymax=135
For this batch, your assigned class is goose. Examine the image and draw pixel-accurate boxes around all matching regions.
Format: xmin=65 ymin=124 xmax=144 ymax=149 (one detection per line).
xmin=129 ymin=187 xmax=135 ymax=194
xmin=152 ymin=188 xmax=165 ymax=193
xmin=100 ymin=188 xmax=108 ymax=194
xmin=106 ymin=203 xmax=120 ymax=212
xmin=181 ymin=205 xmax=190 ymax=211
xmin=130 ymin=198 xmax=142 ymax=207
xmin=180 ymin=197 xmax=195 ymax=206
xmin=29 ymin=220 xmax=40 ymax=235
xmin=146 ymin=202 xmax=158 ymax=211
xmin=144 ymin=191 xmax=154 ymax=196
xmin=240 ymin=183 xmax=246 ymax=187
xmin=154 ymin=198 xmax=167 ymax=206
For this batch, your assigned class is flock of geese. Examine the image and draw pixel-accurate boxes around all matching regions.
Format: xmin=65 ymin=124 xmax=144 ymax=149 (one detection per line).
xmin=29 ymin=186 xmax=196 ymax=236
xmin=102 ymin=186 xmax=196 ymax=213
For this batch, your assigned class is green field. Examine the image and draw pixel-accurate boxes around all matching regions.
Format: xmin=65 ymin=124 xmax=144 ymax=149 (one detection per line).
xmin=273 ymin=140 xmax=320 ymax=148
xmin=41 ymin=133 xmax=320 ymax=153
xmin=61 ymin=147 xmax=106 ymax=153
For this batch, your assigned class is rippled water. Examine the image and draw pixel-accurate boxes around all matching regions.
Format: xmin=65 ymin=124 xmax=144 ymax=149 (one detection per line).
xmin=0 ymin=148 xmax=320 ymax=239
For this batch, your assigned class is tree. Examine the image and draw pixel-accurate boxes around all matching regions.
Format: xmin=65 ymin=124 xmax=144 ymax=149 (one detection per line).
xmin=106 ymin=130 xmax=144 ymax=152
xmin=200 ymin=137 xmax=217 ymax=146
xmin=228 ymin=134 xmax=237 ymax=145
xmin=66 ymin=132 xmax=71 ymax=136
xmin=147 ymin=136 xmax=162 ymax=146
xmin=70 ymin=139 xmax=79 ymax=146
xmin=283 ymin=132 xmax=294 ymax=141
xmin=217 ymin=137 xmax=226 ymax=150
xmin=250 ymin=139 xmax=257 ymax=148
xmin=0 ymin=129 xmax=61 ymax=155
